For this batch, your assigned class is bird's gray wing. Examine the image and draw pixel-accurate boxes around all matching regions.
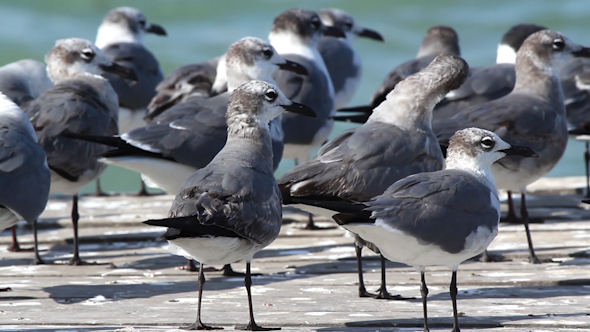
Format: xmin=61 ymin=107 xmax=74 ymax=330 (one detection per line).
xmin=102 ymin=42 xmax=163 ymax=110
xmin=280 ymin=122 xmax=443 ymax=200
xmin=168 ymin=163 xmax=281 ymax=245
xmin=23 ymin=79 xmax=118 ymax=180
xmin=123 ymin=94 xmax=229 ymax=168
xmin=146 ymin=59 xmax=219 ymax=120
xmin=318 ymin=37 xmax=358 ymax=95
xmin=0 ymin=59 xmax=53 ymax=106
xmin=370 ymin=55 xmax=437 ymax=108
xmin=0 ymin=117 xmax=50 ymax=223
xmin=274 ymin=54 xmax=334 ymax=145
xmin=366 ymin=169 xmax=499 ymax=254
xmin=434 ymin=63 xmax=515 ymax=119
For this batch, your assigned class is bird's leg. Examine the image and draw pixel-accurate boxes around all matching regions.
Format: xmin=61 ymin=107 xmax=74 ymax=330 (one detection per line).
xmin=521 ymin=193 xmax=551 ymax=263
xmin=304 ymin=213 xmax=320 ymax=230
xmin=500 ymin=191 xmax=519 ymax=223
xmin=420 ymin=271 xmax=430 ymax=332
xmin=69 ymin=195 xmax=84 ymax=265
xmin=585 ymin=142 xmax=590 ymax=198
xmin=373 ymin=255 xmax=414 ymax=300
xmin=7 ymin=226 xmax=32 ymax=252
xmin=183 ymin=263 xmax=222 ymax=330
xmin=94 ymin=178 xmax=110 ymax=197
xmin=33 ymin=219 xmax=45 ymax=265
xmin=178 ymin=259 xmax=199 ymax=272
xmin=450 ymin=270 xmax=461 ymax=332
xmin=235 ymin=262 xmax=280 ymax=331
xmin=355 ymin=245 xmax=372 ymax=298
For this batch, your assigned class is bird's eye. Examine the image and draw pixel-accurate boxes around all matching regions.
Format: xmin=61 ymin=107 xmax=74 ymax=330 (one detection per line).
xmin=139 ymin=19 xmax=146 ymax=26
xmin=310 ymin=18 xmax=321 ymax=30
xmin=344 ymin=21 xmax=353 ymax=30
xmin=481 ymin=136 xmax=495 ymax=150
xmin=552 ymin=39 xmax=565 ymax=50
xmin=264 ymin=90 xmax=278 ymax=102
xmin=80 ymin=48 xmax=95 ymax=61
xmin=262 ymin=48 xmax=273 ymax=59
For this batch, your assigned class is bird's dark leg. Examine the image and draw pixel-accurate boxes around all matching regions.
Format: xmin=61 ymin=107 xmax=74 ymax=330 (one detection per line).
xmin=450 ymin=270 xmax=460 ymax=332
xmin=304 ymin=213 xmax=320 ymax=230
xmin=521 ymin=193 xmax=551 ymax=263
xmin=585 ymin=142 xmax=590 ymax=198
xmin=183 ymin=263 xmax=222 ymax=330
xmin=178 ymin=259 xmax=199 ymax=272
xmin=355 ymin=245 xmax=372 ymax=298
xmin=69 ymin=195 xmax=84 ymax=265
xmin=500 ymin=191 xmax=518 ymax=223
xmin=420 ymin=271 xmax=430 ymax=332
xmin=7 ymin=226 xmax=32 ymax=252
xmin=235 ymin=262 xmax=280 ymax=331
xmin=373 ymin=255 xmax=414 ymax=300
xmin=33 ymin=219 xmax=45 ymax=265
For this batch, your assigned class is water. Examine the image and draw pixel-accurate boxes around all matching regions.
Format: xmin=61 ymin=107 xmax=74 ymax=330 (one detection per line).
xmin=2 ymin=0 xmax=589 ymax=193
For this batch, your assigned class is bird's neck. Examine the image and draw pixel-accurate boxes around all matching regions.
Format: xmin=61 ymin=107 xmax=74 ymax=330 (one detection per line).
xmin=513 ymin=54 xmax=565 ymax=109
xmin=225 ymin=116 xmax=274 ymax=173
xmin=95 ymin=22 xmax=142 ymax=48
xmin=445 ymin=155 xmax=497 ymax=191
xmin=269 ymin=32 xmax=316 ymax=60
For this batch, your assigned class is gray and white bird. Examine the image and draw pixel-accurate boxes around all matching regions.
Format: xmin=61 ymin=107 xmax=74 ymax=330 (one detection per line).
xmin=270 ymin=8 xmax=345 ymax=163
xmin=433 ymin=30 xmax=590 ymax=263
xmin=289 ymin=128 xmax=537 ymax=332
xmin=95 ymin=6 xmax=166 ymax=134
xmin=317 ymin=8 xmax=384 ymax=109
xmin=79 ymin=37 xmax=308 ymax=195
xmin=280 ymin=53 xmax=468 ymax=299
xmin=0 ymin=59 xmax=53 ymax=106
xmin=0 ymin=92 xmax=50 ymax=234
xmin=23 ymin=38 xmax=137 ymax=265
xmin=144 ymin=80 xmax=315 ymax=330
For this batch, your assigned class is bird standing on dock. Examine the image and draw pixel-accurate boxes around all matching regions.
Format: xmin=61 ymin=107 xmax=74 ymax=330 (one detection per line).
xmin=290 ymin=128 xmax=538 ymax=332
xmin=23 ymin=38 xmax=137 ymax=265
xmin=280 ymin=53 xmax=469 ymax=299
xmin=145 ymin=80 xmax=316 ymax=330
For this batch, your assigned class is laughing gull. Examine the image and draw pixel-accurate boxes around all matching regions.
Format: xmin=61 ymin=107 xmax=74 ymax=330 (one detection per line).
xmin=270 ymin=8 xmax=346 ymax=162
xmin=144 ymin=80 xmax=315 ymax=330
xmin=145 ymin=56 xmax=220 ymax=121
xmin=280 ymin=53 xmax=469 ymax=299
xmin=317 ymin=8 xmax=384 ymax=109
xmin=333 ymin=25 xmax=460 ymax=123
xmin=0 ymin=59 xmax=53 ymax=250
xmin=433 ymin=30 xmax=590 ymax=263
xmin=23 ymin=38 xmax=137 ymax=265
xmin=0 ymin=92 xmax=50 ymax=236
xmin=290 ymin=128 xmax=538 ymax=332
xmin=95 ymin=6 xmax=166 ymax=134
xmin=78 ymin=37 xmax=308 ymax=195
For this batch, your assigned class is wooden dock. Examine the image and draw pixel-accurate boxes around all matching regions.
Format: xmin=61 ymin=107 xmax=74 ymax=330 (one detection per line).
xmin=1 ymin=176 xmax=590 ymax=331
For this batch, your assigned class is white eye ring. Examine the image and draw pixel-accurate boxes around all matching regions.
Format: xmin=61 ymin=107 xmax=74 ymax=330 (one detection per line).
xmin=552 ymin=39 xmax=565 ymax=50
xmin=264 ymin=89 xmax=278 ymax=102
xmin=481 ymin=136 xmax=495 ymax=149
xmin=80 ymin=48 xmax=95 ymax=60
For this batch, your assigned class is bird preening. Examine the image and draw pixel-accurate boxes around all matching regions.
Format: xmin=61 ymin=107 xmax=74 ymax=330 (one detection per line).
xmin=1 ymin=3 xmax=590 ymax=331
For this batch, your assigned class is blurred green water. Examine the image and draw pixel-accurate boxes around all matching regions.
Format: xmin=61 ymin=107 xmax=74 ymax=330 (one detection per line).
xmin=1 ymin=0 xmax=589 ymax=194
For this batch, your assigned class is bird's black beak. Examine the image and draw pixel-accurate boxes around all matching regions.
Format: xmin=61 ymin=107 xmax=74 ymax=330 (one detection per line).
xmin=146 ymin=23 xmax=167 ymax=36
xmin=357 ymin=28 xmax=384 ymax=42
xmin=323 ymin=26 xmax=346 ymax=38
xmin=281 ymin=102 xmax=316 ymax=118
xmin=500 ymin=145 xmax=539 ymax=158
xmin=278 ymin=59 xmax=309 ymax=76
xmin=572 ymin=46 xmax=590 ymax=58
xmin=100 ymin=62 xmax=139 ymax=82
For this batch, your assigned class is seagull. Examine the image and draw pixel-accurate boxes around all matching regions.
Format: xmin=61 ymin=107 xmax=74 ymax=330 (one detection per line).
xmin=75 ymin=37 xmax=308 ymax=193
xmin=433 ymin=30 xmax=590 ymax=263
xmin=270 ymin=8 xmax=346 ymax=163
xmin=144 ymin=80 xmax=315 ymax=330
xmin=289 ymin=128 xmax=538 ymax=332
xmin=0 ymin=59 xmax=53 ymax=251
xmin=279 ymin=53 xmax=468 ymax=299
xmin=145 ymin=56 xmax=220 ymax=121
xmin=23 ymin=38 xmax=138 ymax=265
xmin=317 ymin=8 xmax=384 ymax=109
xmin=95 ymin=6 xmax=167 ymax=134
xmin=333 ymin=25 xmax=460 ymax=122
xmin=0 ymin=91 xmax=50 ymax=253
